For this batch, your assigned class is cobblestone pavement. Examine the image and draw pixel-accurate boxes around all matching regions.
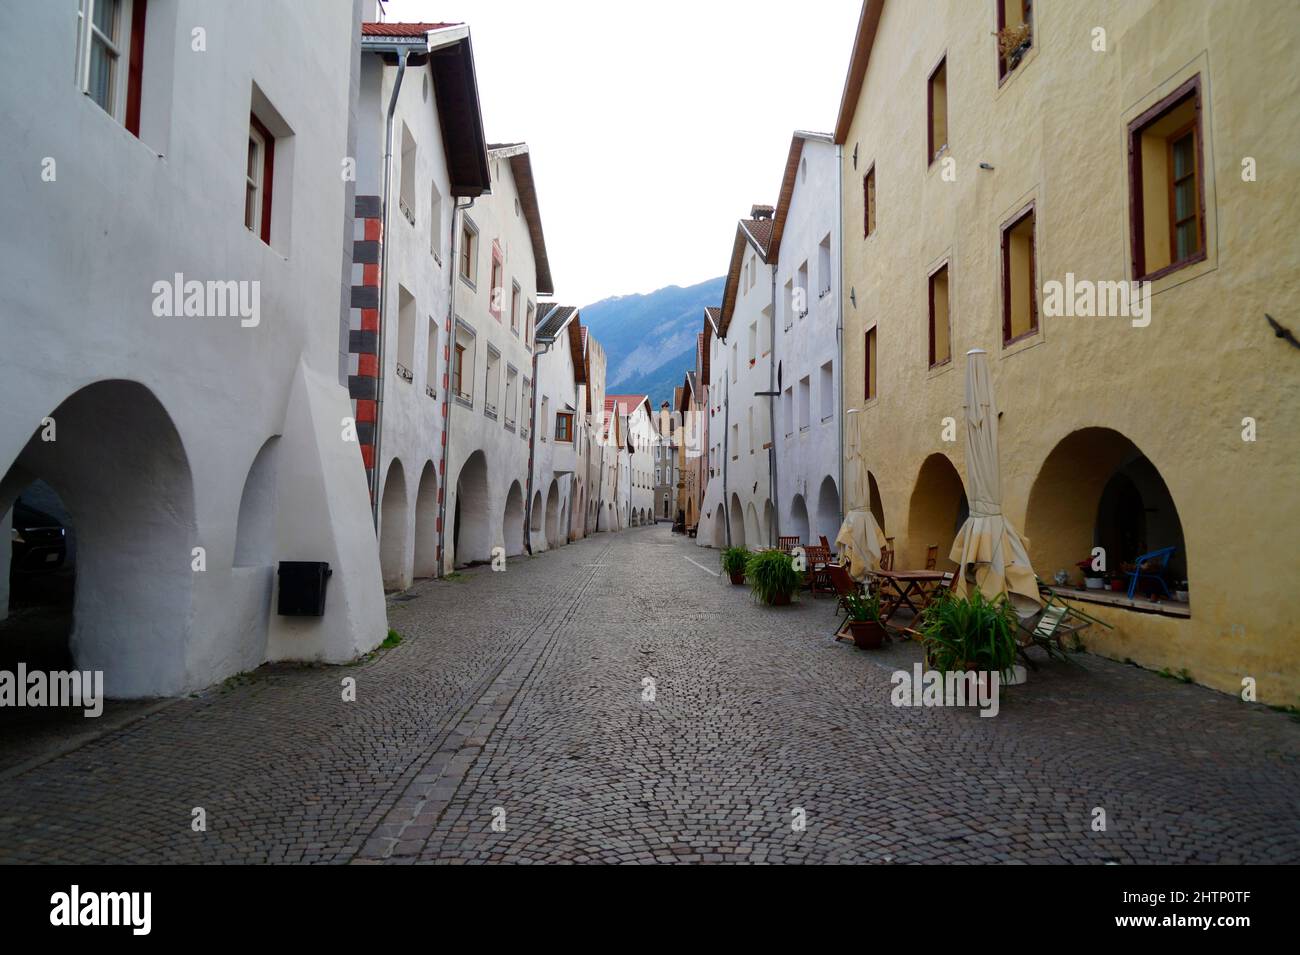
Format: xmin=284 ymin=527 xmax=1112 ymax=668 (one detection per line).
xmin=1 ymin=525 xmax=1297 ymax=864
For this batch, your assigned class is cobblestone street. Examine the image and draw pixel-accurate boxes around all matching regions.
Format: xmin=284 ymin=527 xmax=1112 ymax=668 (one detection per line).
xmin=0 ymin=525 xmax=1297 ymax=864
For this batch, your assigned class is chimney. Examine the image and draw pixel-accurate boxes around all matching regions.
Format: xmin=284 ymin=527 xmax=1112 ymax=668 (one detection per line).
xmin=750 ymin=204 xmax=774 ymax=220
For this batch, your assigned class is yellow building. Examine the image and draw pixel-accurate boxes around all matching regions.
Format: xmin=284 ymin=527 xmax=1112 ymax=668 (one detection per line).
xmin=836 ymin=0 xmax=1300 ymax=704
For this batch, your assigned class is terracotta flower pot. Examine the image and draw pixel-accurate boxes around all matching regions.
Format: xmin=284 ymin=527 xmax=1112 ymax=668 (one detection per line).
xmin=770 ymin=591 xmax=791 ymax=606
xmin=729 ymin=571 xmax=745 ymax=585
xmin=848 ymin=619 xmax=885 ymax=650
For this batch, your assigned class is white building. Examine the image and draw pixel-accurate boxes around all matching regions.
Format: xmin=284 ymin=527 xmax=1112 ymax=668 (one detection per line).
xmin=0 ymin=0 xmax=386 ymax=696
xmin=609 ymin=396 xmax=656 ymax=527
xmin=698 ymin=307 xmax=727 ymax=547
xmin=530 ymin=305 xmax=585 ymax=551
xmin=769 ymin=132 xmax=843 ymax=545
xmin=351 ymin=20 xmax=491 ymax=590
xmin=444 ymin=142 xmax=553 ymax=570
xmin=703 ymin=209 xmax=777 ymax=550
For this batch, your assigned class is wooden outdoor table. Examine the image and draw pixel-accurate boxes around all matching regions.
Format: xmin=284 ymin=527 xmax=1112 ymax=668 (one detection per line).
xmin=867 ymin=569 xmax=948 ymax=625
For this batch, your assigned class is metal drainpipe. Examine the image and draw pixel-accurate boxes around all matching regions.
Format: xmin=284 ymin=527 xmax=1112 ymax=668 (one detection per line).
xmin=722 ymin=366 xmax=731 ymax=548
xmin=436 ymin=195 xmax=474 ymax=574
xmin=524 ymin=338 xmax=551 ymax=554
xmin=835 ymin=144 xmax=847 ymax=525
xmin=768 ymin=258 xmax=778 ymax=548
xmin=370 ymin=48 xmax=414 ymax=530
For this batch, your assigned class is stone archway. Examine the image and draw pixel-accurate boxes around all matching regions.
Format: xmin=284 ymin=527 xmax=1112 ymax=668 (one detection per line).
xmin=815 ymin=475 xmax=840 ymax=544
xmin=379 ymin=458 xmax=410 ymax=590
xmin=503 ymin=480 xmax=525 ymax=558
xmin=413 ymin=461 xmax=438 ymax=577
xmin=545 ymin=479 xmax=560 ymax=549
xmin=1026 ymin=427 xmax=1188 ymax=592
xmin=729 ymin=493 xmax=746 ymax=549
xmin=453 ymin=450 xmax=491 ymax=567
xmin=789 ymin=494 xmax=811 ymax=543
xmin=0 ymin=380 xmax=196 ymax=697
xmin=906 ymin=453 xmax=967 ymax=571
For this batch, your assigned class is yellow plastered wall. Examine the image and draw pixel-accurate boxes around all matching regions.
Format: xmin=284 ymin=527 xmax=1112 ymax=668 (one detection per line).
xmin=840 ymin=0 xmax=1300 ymax=704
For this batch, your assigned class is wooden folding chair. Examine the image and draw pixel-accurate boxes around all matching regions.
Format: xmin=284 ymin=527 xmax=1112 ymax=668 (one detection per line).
xmin=778 ymin=535 xmax=801 ymax=554
xmin=1016 ymin=580 xmax=1113 ymax=669
xmin=803 ymin=545 xmax=833 ymax=597
xmin=924 ymin=544 xmax=938 ymax=570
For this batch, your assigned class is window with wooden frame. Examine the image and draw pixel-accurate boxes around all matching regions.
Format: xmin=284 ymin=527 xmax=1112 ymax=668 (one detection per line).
xmin=77 ymin=0 xmax=147 ymax=135
xmin=927 ymin=56 xmax=948 ymax=165
xmin=459 ymin=217 xmax=478 ymax=286
xmin=525 ymin=301 xmax=534 ymax=347
xmin=245 ymin=114 xmax=274 ymax=244
xmin=488 ymin=247 xmax=504 ymax=319
xmin=996 ymin=0 xmax=1034 ymax=83
xmin=864 ymin=326 xmax=878 ymax=401
xmin=928 ymin=262 xmax=951 ymax=367
xmin=863 ymin=164 xmax=876 ymax=237
xmin=1128 ymin=76 xmax=1206 ymax=282
xmin=555 ymin=412 xmax=574 ymax=443
xmin=510 ymin=282 xmax=521 ymax=334
xmin=452 ymin=343 xmax=467 ymax=400
xmin=1001 ymin=204 xmax=1038 ymax=345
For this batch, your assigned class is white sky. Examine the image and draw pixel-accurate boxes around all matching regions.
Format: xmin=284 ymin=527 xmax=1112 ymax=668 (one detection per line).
xmin=379 ymin=0 xmax=862 ymax=306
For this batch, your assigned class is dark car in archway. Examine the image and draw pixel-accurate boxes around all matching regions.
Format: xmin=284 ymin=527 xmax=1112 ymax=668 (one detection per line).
xmin=9 ymin=501 xmax=67 ymax=574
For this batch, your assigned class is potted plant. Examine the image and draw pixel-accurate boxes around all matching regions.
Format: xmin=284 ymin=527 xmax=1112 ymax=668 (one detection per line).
xmin=996 ymin=22 xmax=1032 ymax=70
xmin=1076 ymin=558 xmax=1105 ymax=590
xmin=842 ymin=590 xmax=886 ymax=649
xmin=721 ymin=546 xmax=750 ymax=586
xmin=918 ymin=590 xmax=1025 ymax=688
xmin=746 ymin=549 xmax=800 ymax=605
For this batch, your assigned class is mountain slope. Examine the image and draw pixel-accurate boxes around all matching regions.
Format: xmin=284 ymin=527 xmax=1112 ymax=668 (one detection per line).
xmin=579 ymin=276 xmax=724 ymax=408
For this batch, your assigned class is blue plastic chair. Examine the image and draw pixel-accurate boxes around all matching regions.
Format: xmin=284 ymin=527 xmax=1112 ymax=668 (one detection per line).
xmin=1127 ymin=546 xmax=1176 ymax=599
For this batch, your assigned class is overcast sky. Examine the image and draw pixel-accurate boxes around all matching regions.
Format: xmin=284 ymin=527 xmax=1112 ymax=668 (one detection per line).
xmin=379 ymin=0 xmax=861 ymax=306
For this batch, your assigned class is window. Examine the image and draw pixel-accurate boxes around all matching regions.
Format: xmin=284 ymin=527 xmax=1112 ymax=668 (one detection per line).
xmin=489 ymin=246 xmax=503 ymax=319
xmin=1128 ymin=76 xmax=1206 ymax=281
xmin=996 ymin=0 xmax=1033 ymax=82
xmin=799 ymin=376 xmax=811 ymax=431
xmin=864 ymin=326 xmax=878 ymax=400
xmin=818 ymin=235 xmax=832 ymax=297
xmin=783 ymin=387 xmax=794 ymax=436
xmin=1001 ymin=205 xmax=1038 ymax=344
xmin=459 ymin=216 xmax=478 ymax=286
xmin=730 ymin=342 xmax=737 ymax=382
xmin=399 ymin=123 xmax=416 ymax=225
xmin=484 ymin=347 xmax=500 ymax=418
xmin=555 ymin=412 xmax=574 ymax=443
xmin=927 ymin=56 xmax=948 ymax=165
xmin=425 ymin=318 xmax=438 ymax=398
xmin=731 ymin=423 xmax=739 ymax=460
xmin=864 ymin=164 xmax=876 ymax=237
xmin=796 ymin=262 xmax=809 ymax=318
xmin=520 ymin=378 xmax=532 ymax=438
xmin=77 ymin=0 xmax=146 ymax=134
xmin=748 ymin=322 xmax=757 ymax=362
xmin=504 ymin=366 xmax=518 ymax=428
xmin=820 ymin=361 xmax=834 ymax=421
xmin=510 ymin=282 xmax=521 ymax=334
xmin=430 ymin=181 xmax=443 ymax=261
xmin=245 ymin=113 xmax=274 ymax=244
xmin=928 ymin=263 xmax=951 ymax=367
xmin=540 ymin=397 xmax=549 ymax=441
xmin=783 ymin=279 xmax=794 ymax=330
xmin=748 ymin=407 xmax=755 ymax=452
xmin=453 ymin=321 xmax=475 ymax=404
xmin=396 ymin=286 xmax=416 ymax=383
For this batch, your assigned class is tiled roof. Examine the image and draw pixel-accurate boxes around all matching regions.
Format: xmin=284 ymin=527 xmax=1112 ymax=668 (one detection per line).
xmin=361 ymin=22 xmax=460 ymax=36
xmin=740 ymin=217 xmax=774 ymax=256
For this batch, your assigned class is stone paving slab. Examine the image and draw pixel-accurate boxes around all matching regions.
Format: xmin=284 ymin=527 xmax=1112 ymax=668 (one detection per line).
xmin=0 ymin=525 xmax=1297 ymax=864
